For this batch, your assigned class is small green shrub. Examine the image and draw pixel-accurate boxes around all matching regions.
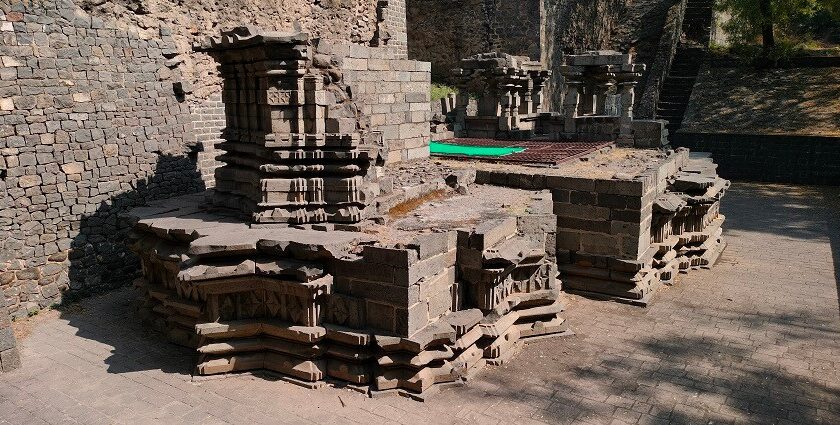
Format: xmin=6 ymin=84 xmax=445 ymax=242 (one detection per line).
xmin=430 ymin=83 xmax=458 ymax=101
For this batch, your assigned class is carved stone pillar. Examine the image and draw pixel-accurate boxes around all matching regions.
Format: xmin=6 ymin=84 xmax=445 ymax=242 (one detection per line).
xmin=617 ymin=76 xmax=637 ymax=147
xmin=562 ymin=77 xmax=582 ymax=133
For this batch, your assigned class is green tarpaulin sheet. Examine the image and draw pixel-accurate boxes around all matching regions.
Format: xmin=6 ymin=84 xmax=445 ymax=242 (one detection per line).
xmin=430 ymin=141 xmax=524 ymax=157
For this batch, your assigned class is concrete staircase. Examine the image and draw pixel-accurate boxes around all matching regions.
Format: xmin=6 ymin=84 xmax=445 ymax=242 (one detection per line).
xmin=655 ymin=0 xmax=713 ymax=133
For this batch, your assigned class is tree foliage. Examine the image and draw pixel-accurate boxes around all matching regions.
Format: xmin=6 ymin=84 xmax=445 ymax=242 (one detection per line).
xmin=716 ymin=0 xmax=840 ymax=48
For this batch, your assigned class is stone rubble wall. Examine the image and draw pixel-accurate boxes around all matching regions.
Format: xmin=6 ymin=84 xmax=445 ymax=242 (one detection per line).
xmin=79 ymin=0 xmax=383 ymax=99
xmin=0 ymin=0 xmax=204 ymax=317
xmin=0 ymin=298 xmax=20 ymax=372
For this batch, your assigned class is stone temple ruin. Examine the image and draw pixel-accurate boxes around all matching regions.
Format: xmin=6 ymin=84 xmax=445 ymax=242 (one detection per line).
xmin=447 ymin=51 xmax=668 ymax=149
xmin=128 ymin=28 xmax=728 ymax=397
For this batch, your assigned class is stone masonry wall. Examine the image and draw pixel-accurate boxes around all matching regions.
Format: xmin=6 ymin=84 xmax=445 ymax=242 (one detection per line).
xmin=673 ymin=133 xmax=840 ymax=185
xmin=407 ymin=0 xmax=542 ymax=82
xmin=318 ymin=40 xmax=431 ymax=163
xmin=0 ymin=0 xmax=204 ymax=317
xmin=0 ymin=0 xmax=422 ymax=316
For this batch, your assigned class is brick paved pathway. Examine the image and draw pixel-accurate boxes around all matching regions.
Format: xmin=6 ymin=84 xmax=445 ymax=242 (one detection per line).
xmin=2 ymin=183 xmax=839 ymax=424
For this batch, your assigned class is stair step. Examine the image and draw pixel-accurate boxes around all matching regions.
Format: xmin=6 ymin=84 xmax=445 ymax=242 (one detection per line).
xmin=657 ymin=109 xmax=688 ymax=115
xmin=668 ymin=67 xmax=701 ymax=74
xmin=659 ymin=97 xmax=691 ymax=104
xmin=662 ymin=83 xmax=696 ymax=89
xmin=667 ymin=70 xmax=700 ymax=76
xmin=660 ymin=86 xmax=694 ymax=92
xmin=657 ymin=102 xmax=689 ymax=109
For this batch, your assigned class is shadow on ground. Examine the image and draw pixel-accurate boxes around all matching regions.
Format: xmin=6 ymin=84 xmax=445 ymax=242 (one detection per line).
xmin=462 ymin=182 xmax=840 ymax=424
xmin=724 ymin=183 xmax=840 ymax=317
xmin=46 ymin=175 xmax=840 ymax=424
xmin=60 ymin=152 xmax=205 ymax=376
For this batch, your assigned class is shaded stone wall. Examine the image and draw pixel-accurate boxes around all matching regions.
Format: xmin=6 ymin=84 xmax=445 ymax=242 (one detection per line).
xmin=407 ymin=0 xmax=624 ymax=109
xmin=672 ymin=133 xmax=840 ymax=185
xmin=406 ymin=0 xmax=542 ymax=82
xmin=0 ymin=1 xmax=202 ymax=317
xmin=407 ymin=0 xmax=681 ymax=113
xmin=610 ymin=0 xmax=685 ymax=119
xmin=0 ymin=0 xmax=423 ymax=315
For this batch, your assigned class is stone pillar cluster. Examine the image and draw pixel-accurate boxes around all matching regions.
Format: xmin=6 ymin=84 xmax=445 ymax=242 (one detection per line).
xmin=451 ymin=52 xmax=550 ymax=138
xmin=201 ymin=27 xmax=381 ymax=224
xmin=559 ymin=51 xmax=645 ymax=146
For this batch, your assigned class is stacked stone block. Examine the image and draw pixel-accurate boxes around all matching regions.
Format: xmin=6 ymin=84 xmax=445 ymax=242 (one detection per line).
xmin=649 ymin=154 xmax=729 ymax=282
xmin=551 ymin=150 xmax=728 ymax=305
xmin=129 ymin=192 xmax=568 ymax=397
xmin=374 ymin=0 xmax=409 ymax=57
xmin=552 ymin=174 xmax=660 ymax=303
xmin=317 ymin=39 xmax=432 ymax=164
xmin=472 ymin=148 xmax=729 ymax=306
xmin=191 ymin=93 xmax=226 ymax=188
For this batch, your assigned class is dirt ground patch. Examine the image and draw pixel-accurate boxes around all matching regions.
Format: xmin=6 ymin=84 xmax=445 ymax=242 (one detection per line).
xmin=681 ymin=66 xmax=840 ymax=137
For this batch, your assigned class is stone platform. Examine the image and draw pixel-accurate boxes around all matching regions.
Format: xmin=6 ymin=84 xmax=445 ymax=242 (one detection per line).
xmin=128 ymin=186 xmax=569 ymax=398
xmin=442 ymin=147 xmax=730 ymax=306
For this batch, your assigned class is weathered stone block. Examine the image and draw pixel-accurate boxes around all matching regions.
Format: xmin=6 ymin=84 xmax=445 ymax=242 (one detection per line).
xmin=553 ymin=203 xmax=610 ymax=221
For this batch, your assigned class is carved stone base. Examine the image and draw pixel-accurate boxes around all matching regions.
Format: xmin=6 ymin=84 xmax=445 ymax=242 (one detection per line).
xmin=129 ymin=188 xmax=570 ymax=396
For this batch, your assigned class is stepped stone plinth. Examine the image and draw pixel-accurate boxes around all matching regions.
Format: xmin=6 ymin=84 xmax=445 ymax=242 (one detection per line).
xmin=130 ymin=187 xmax=569 ymax=398
xmin=129 ymin=28 xmax=570 ymax=398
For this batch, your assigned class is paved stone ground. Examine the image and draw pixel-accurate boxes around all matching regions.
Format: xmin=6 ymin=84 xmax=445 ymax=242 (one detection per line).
xmin=2 ymin=183 xmax=839 ymax=425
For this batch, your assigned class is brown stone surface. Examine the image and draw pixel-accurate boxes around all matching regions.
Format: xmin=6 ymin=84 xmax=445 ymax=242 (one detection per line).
xmin=2 ymin=183 xmax=838 ymax=422
xmin=440 ymin=148 xmax=668 ymax=180
xmin=681 ymin=66 xmax=840 ymax=137
xmin=129 ymin=182 xmax=566 ymax=394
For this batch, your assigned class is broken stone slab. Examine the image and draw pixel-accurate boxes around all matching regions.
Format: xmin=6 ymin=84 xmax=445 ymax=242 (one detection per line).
xmin=482 ymin=236 xmax=545 ymax=267
xmin=408 ymin=231 xmax=458 ymax=260
xmin=654 ymin=193 xmax=687 ymax=213
xmin=445 ymin=168 xmax=476 ymax=191
xmin=375 ymin=320 xmax=456 ymax=353
xmin=460 ymin=217 xmax=518 ymax=251
xmin=440 ymin=308 xmax=483 ymax=336
xmin=377 ymin=345 xmax=454 ymax=368
xmin=195 ymin=320 xmax=328 ymax=343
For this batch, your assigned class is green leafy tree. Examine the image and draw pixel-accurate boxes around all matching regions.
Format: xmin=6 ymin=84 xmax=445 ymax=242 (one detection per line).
xmin=716 ymin=0 xmax=840 ymax=50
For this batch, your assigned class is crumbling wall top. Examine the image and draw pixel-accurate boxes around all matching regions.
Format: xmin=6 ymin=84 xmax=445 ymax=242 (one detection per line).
xmin=197 ymin=26 xmax=311 ymax=51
